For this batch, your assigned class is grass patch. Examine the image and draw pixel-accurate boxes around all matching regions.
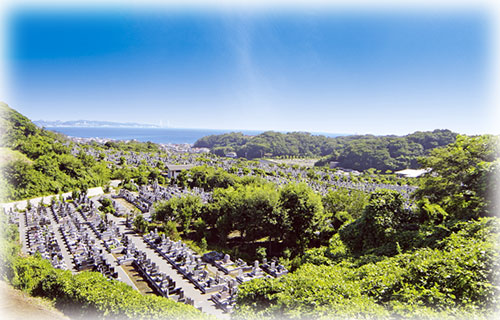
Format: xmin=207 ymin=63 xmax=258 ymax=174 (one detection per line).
xmin=0 ymin=147 xmax=32 ymax=166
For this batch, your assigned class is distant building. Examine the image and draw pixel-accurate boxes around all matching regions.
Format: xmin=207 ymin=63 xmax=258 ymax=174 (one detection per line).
xmin=329 ymin=161 xmax=339 ymax=169
xmin=192 ymin=147 xmax=210 ymax=153
xmin=394 ymin=168 xmax=429 ymax=178
xmin=163 ymin=164 xmax=194 ymax=179
xmin=259 ymin=159 xmax=278 ymax=165
xmin=225 ymin=152 xmax=237 ymax=158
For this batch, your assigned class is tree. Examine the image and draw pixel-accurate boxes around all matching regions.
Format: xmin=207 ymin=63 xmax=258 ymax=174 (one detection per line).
xmin=153 ymin=195 xmax=203 ymax=234
xmin=232 ymin=184 xmax=281 ymax=242
xmin=98 ymin=197 xmax=115 ymax=214
xmin=279 ymin=183 xmax=325 ymax=253
xmin=339 ymin=189 xmax=410 ymax=254
xmin=153 ymin=199 xmax=178 ymax=222
xmin=256 ymin=246 xmax=267 ymax=261
xmin=163 ymin=220 xmax=180 ymax=240
xmin=133 ymin=214 xmax=147 ymax=233
xmin=414 ymin=135 xmax=500 ymax=220
xmin=200 ymin=237 xmax=208 ymax=251
xmin=71 ymin=189 xmax=80 ymax=200
xmin=322 ymin=188 xmax=369 ymax=229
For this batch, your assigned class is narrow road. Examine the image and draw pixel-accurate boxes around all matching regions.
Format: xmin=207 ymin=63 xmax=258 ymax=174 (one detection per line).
xmin=46 ymin=207 xmax=76 ymax=273
xmin=18 ymin=210 xmax=27 ymax=254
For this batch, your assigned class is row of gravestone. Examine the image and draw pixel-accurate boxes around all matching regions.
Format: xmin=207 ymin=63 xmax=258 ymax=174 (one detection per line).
xmin=117 ymin=239 xmax=198 ymax=309
xmin=24 ymin=207 xmax=67 ymax=270
xmin=58 ymin=215 xmax=114 ymax=276
xmin=24 ymin=203 xmax=115 ymax=277
xmin=142 ymin=184 xmax=212 ymax=208
xmin=116 ymin=189 xmax=150 ymax=213
xmin=144 ymin=231 xmax=233 ymax=295
xmin=50 ymin=200 xmax=118 ymax=279
xmin=204 ymin=251 xmax=288 ymax=280
xmin=143 ymin=229 xmax=288 ymax=312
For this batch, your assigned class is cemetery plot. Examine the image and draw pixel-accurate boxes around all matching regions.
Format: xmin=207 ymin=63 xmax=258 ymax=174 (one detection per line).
xmin=142 ymin=229 xmax=288 ymax=312
xmin=15 ymin=194 xmax=136 ymax=287
xmin=18 ymin=193 xmax=234 ymax=315
xmin=24 ymin=206 xmax=70 ymax=270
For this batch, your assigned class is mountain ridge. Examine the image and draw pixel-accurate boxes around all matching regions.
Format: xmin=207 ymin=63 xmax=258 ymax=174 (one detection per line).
xmin=34 ymin=119 xmax=162 ymax=128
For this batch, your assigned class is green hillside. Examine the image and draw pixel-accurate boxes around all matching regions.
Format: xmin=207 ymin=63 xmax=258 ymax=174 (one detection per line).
xmin=193 ymin=130 xmax=458 ymax=171
xmin=0 ymin=102 xmax=110 ymax=201
xmin=233 ymin=134 xmax=500 ymax=319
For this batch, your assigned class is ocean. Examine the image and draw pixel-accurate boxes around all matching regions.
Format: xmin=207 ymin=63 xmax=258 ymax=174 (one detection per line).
xmin=45 ymin=127 xmax=343 ymax=145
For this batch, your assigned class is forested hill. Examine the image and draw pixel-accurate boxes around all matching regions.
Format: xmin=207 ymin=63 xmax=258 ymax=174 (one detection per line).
xmin=0 ymin=102 xmax=66 ymax=148
xmin=0 ymin=103 xmax=107 ymax=201
xmin=193 ymin=130 xmax=458 ymax=171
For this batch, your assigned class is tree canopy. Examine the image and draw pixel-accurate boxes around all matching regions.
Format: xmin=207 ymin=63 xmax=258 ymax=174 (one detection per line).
xmin=414 ymin=134 xmax=500 ymax=220
xmin=193 ymin=129 xmax=457 ymax=171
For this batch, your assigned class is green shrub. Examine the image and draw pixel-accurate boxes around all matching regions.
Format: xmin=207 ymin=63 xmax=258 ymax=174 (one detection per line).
xmin=235 ymin=217 xmax=500 ymax=319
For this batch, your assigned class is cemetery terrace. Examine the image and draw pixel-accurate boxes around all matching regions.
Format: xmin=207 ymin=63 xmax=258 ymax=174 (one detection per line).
xmin=5 ymin=188 xmax=288 ymax=317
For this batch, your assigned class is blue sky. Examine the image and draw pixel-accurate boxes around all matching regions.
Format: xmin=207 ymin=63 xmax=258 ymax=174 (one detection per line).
xmin=5 ymin=6 xmax=494 ymax=135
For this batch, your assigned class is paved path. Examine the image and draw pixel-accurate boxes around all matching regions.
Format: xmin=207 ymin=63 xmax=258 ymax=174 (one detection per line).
xmin=46 ymin=207 xmax=76 ymax=273
xmin=0 ymin=187 xmax=104 ymax=211
xmin=71 ymin=206 xmax=137 ymax=290
xmin=107 ymin=214 xmax=229 ymax=319
xmin=18 ymin=210 xmax=27 ymax=254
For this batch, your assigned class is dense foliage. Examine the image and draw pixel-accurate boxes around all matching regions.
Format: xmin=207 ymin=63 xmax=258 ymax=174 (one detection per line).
xmin=0 ymin=213 xmax=20 ymax=280
xmin=193 ymin=130 xmax=457 ymax=171
xmin=339 ymin=190 xmax=416 ymax=256
xmin=235 ymin=217 xmax=499 ymax=320
xmin=175 ymin=165 xmax=240 ymax=190
xmin=414 ymin=134 xmax=500 ymax=220
xmin=10 ymin=256 xmax=209 ymax=320
xmin=0 ymin=103 xmax=108 ymax=200
xmin=152 ymin=178 xmax=333 ymax=257
xmin=322 ymin=188 xmax=369 ymax=231
xmin=153 ymin=194 xmax=203 ymax=234
xmin=232 ymin=134 xmax=500 ymax=319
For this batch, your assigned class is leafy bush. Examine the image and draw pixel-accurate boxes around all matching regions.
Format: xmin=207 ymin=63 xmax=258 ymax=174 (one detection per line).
xmin=235 ymin=217 xmax=500 ymax=319
xmin=99 ymin=197 xmax=116 ymax=214
xmin=415 ymin=134 xmax=500 ymax=220
xmin=339 ymin=189 xmax=413 ymax=255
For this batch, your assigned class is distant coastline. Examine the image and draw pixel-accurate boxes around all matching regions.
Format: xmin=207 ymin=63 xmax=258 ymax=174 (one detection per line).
xmin=43 ymin=126 xmax=345 ymax=145
xmin=44 ymin=126 xmax=263 ymax=145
